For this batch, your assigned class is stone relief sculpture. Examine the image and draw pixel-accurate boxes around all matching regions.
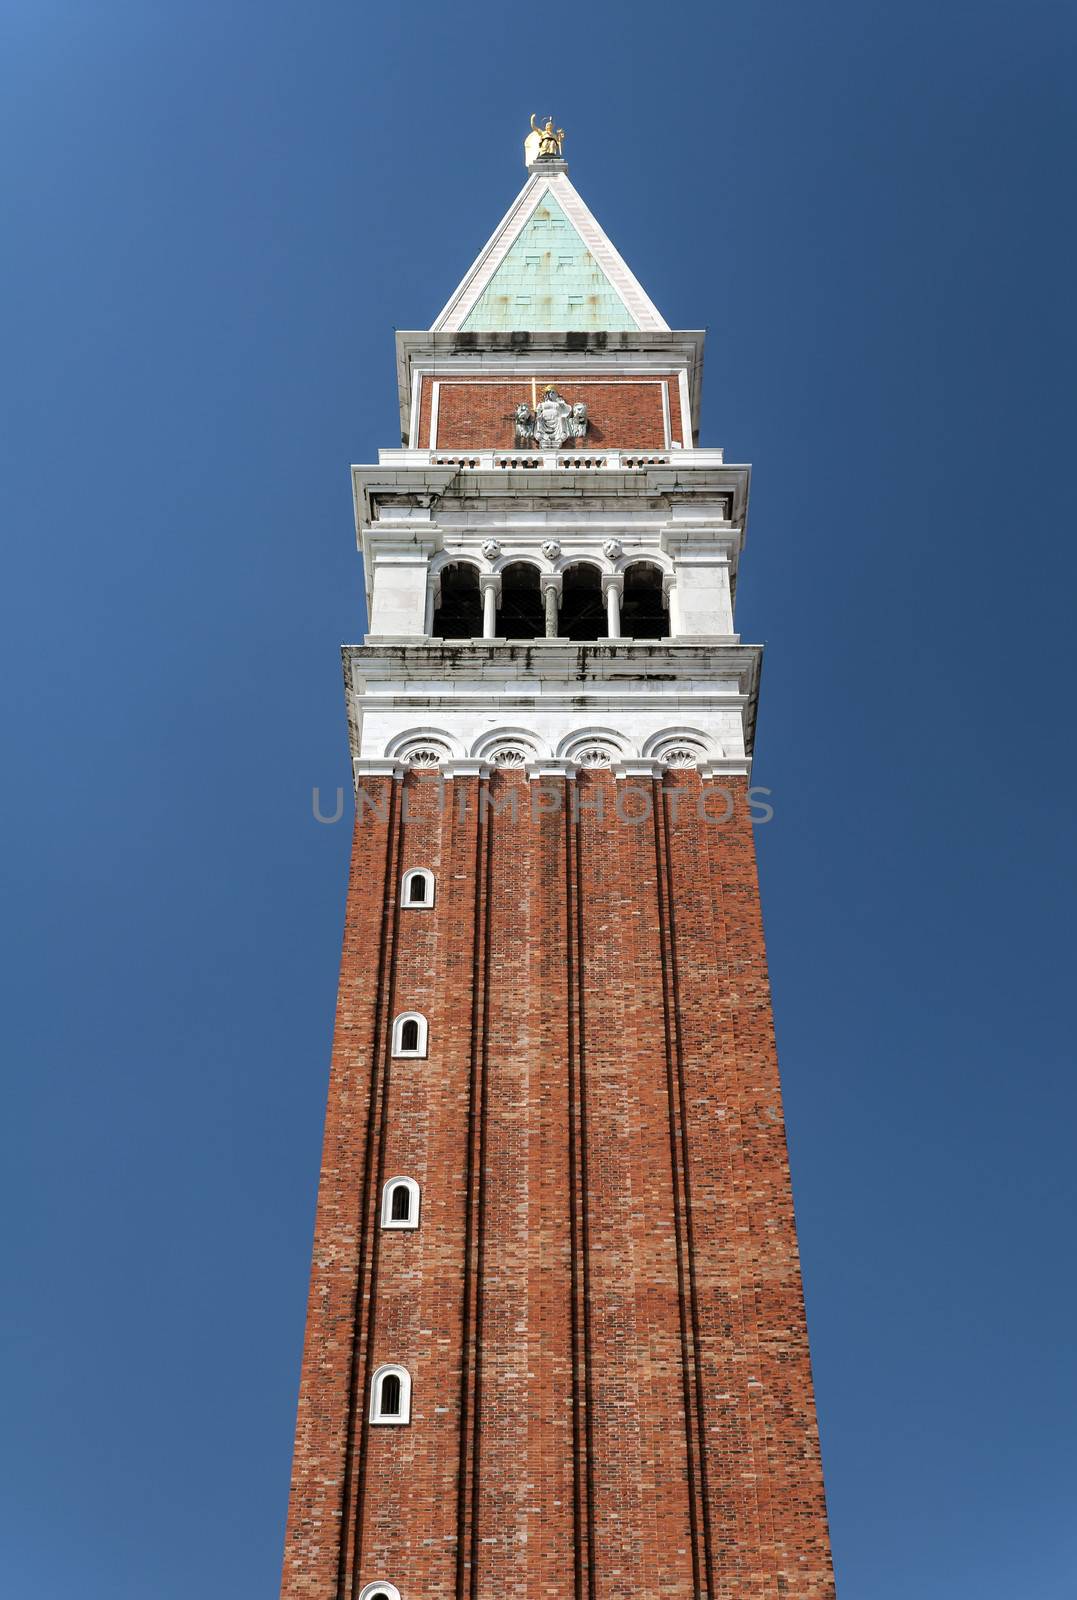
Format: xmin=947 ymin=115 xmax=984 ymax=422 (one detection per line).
xmin=574 ymin=745 xmax=615 ymax=769
xmin=533 ymin=386 xmax=571 ymax=448
xmin=513 ymin=402 xmax=534 ymax=447
xmin=481 ymin=538 xmax=502 ymax=560
xmin=660 ymin=747 xmax=701 ymax=769
xmin=568 ymin=401 xmax=590 ymax=440
xmin=513 ymin=387 xmax=591 ymax=449
xmin=488 ymin=744 xmax=530 ymax=768
xmin=541 ymin=539 xmax=562 ymax=560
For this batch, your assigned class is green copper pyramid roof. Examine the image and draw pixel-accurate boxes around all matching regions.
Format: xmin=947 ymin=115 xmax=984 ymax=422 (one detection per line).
xmin=460 ymin=193 xmax=639 ymax=332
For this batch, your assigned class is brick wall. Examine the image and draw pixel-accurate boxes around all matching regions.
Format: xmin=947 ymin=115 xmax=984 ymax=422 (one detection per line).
xmin=280 ymin=771 xmax=835 ymax=1600
xmin=417 ymin=375 xmax=684 ymax=451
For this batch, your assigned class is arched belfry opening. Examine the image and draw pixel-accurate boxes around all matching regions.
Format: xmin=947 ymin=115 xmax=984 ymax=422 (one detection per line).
xmin=560 ymin=562 xmax=605 ymax=640
xmin=621 ymin=561 xmax=668 ymax=639
xmin=432 ymin=563 xmax=482 ymax=638
xmin=498 ymin=562 xmax=544 ymax=639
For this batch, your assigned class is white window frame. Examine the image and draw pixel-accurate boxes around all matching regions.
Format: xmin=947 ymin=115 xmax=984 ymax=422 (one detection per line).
xmin=369 ymin=1363 xmax=412 ymax=1425
xmin=391 ymin=1012 xmax=428 ymax=1059
xmin=358 ymin=1584 xmax=401 ymax=1600
xmin=381 ymin=1176 xmax=421 ymax=1230
xmin=401 ymin=868 xmax=435 ymax=909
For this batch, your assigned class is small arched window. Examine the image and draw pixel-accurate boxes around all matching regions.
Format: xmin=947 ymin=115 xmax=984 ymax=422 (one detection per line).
xmin=358 ymin=1584 xmax=401 ymax=1600
xmin=401 ymin=868 xmax=435 ymax=909
xmin=381 ymin=1176 xmax=421 ymax=1230
xmin=370 ymin=1363 xmax=411 ymax=1425
xmin=391 ymin=1012 xmax=428 ymax=1058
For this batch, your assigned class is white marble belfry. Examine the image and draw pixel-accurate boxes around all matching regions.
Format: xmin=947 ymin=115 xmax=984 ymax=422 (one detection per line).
xmin=345 ymin=167 xmax=761 ymax=786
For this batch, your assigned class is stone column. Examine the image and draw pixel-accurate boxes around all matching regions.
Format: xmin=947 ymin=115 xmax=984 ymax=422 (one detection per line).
xmin=479 ymin=573 xmax=502 ymax=640
xmin=662 ymin=572 xmax=678 ymax=638
xmin=424 ymin=573 xmax=441 ymax=637
xmin=541 ymin=573 xmax=563 ymax=639
xmin=602 ymin=573 xmax=624 ymax=640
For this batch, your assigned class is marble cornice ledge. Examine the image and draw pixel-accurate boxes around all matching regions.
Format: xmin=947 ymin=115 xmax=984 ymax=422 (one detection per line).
xmin=344 ymin=639 xmax=762 ymax=679
xmin=439 ymin=759 xmax=491 ymax=779
xmin=527 ymin=759 xmax=578 ymax=781
xmin=352 ymin=758 xmax=404 ymax=781
xmin=614 ymin=758 xmax=664 ymax=779
xmin=352 ymin=461 xmax=750 ymax=528
xmin=349 ymin=754 xmax=752 ymax=789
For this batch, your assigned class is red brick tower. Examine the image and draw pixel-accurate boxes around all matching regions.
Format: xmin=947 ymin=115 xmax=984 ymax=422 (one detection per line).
xmin=281 ymin=131 xmax=836 ymax=1600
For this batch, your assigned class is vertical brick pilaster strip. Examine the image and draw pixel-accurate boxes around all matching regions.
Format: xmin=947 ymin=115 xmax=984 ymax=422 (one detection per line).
xmin=714 ymin=783 xmax=835 ymax=1597
xmin=454 ymin=778 xmax=491 ymax=1600
xmin=341 ymin=778 xmax=407 ymax=1600
xmin=577 ymin=772 xmax=697 ymax=1598
xmin=472 ymin=773 xmax=531 ymax=1597
xmin=652 ymin=776 xmax=714 ymax=1600
xmin=351 ymin=772 xmax=463 ymax=1597
xmin=565 ymin=777 xmax=595 ymax=1600
xmin=280 ymin=777 xmax=399 ymax=1600
xmin=667 ymin=775 xmax=772 ymax=1594
xmin=528 ymin=776 xmax=576 ymax=1593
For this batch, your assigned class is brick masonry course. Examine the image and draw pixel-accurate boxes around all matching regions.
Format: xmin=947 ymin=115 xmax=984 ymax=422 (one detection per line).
xmin=280 ymin=772 xmax=836 ymax=1600
xmin=418 ymin=375 xmax=684 ymax=452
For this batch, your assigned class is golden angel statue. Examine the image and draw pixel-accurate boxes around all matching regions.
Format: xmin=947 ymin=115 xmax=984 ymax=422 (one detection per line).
xmin=530 ymin=114 xmax=565 ymax=159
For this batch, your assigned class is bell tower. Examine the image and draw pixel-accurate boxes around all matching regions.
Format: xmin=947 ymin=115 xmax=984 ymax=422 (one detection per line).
xmin=280 ymin=127 xmax=837 ymax=1600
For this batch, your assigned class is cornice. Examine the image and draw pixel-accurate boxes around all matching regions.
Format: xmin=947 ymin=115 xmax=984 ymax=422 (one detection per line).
xmin=345 ymin=638 xmax=760 ymax=679
xmin=351 ymin=456 xmax=750 ymax=531
xmin=343 ymin=639 xmax=761 ymax=759
xmin=349 ymin=755 xmax=754 ymax=787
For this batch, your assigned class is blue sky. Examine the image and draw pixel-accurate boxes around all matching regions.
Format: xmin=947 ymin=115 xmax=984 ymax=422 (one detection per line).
xmin=2 ymin=2 xmax=1075 ymax=1595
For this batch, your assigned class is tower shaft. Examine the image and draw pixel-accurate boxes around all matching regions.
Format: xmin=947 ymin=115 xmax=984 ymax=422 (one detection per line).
xmin=281 ymin=146 xmax=836 ymax=1600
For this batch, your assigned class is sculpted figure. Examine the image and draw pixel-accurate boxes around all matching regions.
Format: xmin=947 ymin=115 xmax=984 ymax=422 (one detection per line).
xmin=567 ymin=401 xmax=589 ymax=440
xmin=513 ymin=401 xmax=534 ymax=448
xmin=481 ymin=538 xmax=502 ymax=561
xmin=541 ymin=539 xmax=562 ymax=560
xmin=533 ymin=386 xmax=571 ymax=448
xmin=530 ymin=114 xmax=565 ymax=159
